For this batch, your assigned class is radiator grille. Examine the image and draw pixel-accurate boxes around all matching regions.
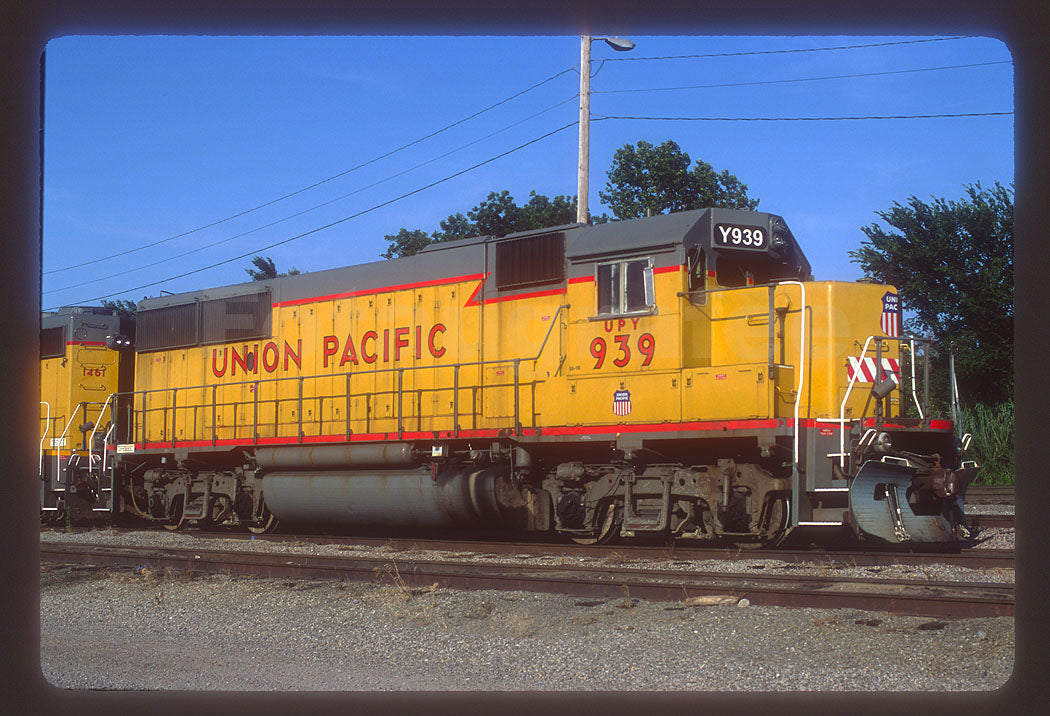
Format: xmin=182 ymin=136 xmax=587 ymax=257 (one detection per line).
xmin=495 ymin=232 xmax=565 ymax=291
xmin=136 ymin=303 xmax=198 ymax=352
xmin=199 ymin=291 xmax=271 ymax=344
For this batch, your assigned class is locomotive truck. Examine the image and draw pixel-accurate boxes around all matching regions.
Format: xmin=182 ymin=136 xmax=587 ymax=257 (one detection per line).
xmin=39 ymin=207 xmax=977 ymax=544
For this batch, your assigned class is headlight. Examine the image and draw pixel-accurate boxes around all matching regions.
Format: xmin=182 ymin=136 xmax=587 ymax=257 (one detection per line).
xmin=106 ymin=334 xmax=133 ymax=350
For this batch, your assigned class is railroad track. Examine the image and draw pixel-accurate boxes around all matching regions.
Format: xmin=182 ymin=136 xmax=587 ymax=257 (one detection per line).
xmin=40 ymin=541 xmax=1013 ymax=619
xmin=184 ymin=529 xmax=1015 ymax=570
xmin=967 ymin=513 xmax=1014 ymax=529
xmin=43 ymin=524 xmax=1015 ymax=570
xmin=966 ymin=486 xmax=1015 ymax=505
xmin=963 ymin=485 xmax=1014 ymax=528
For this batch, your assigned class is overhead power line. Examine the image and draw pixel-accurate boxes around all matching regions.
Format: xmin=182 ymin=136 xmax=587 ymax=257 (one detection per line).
xmin=595 ymin=112 xmax=1013 ymax=121
xmin=44 ymin=67 xmax=576 ymax=277
xmin=46 ymin=95 xmax=579 ymax=296
xmin=54 ymin=57 xmax=1009 ymax=291
xmin=603 ymin=36 xmax=971 ymax=62
xmin=593 ymin=61 xmax=1012 ymax=94
xmin=44 ymin=36 xmax=989 ymax=280
xmin=51 ymin=120 xmax=580 ymax=309
xmin=44 ymin=34 xmax=1003 ymax=301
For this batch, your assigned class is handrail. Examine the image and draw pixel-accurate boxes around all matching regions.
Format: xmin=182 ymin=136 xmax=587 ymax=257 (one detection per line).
xmin=677 ymin=278 xmax=796 ymax=299
xmin=101 ymin=421 xmax=116 ymax=481
xmin=39 ymin=401 xmax=50 ymax=478
xmin=774 ymin=281 xmax=806 ymax=531
xmin=775 ymin=281 xmax=807 ymax=478
xmin=55 ymin=402 xmax=83 ymax=481
xmin=906 ymin=339 xmax=924 ymax=420
xmin=122 ymin=304 xmax=572 ymax=401
xmin=117 ymin=303 xmax=572 ymax=446
xmin=533 ymin=304 xmax=569 ymax=365
xmin=87 ymin=393 xmax=116 ymax=470
xmin=54 ymin=399 xmax=113 ymax=466
xmin=839 ymin=334 xmax=876 ymax=467
xmin=838 ymin=334 xmax=933 ymax=469
xmin=949 ymin=344 xmax=961 ymax=437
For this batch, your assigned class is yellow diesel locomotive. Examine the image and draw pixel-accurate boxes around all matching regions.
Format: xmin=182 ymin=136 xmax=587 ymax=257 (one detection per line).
xmin=39 ymin=306 xmax=134 ymax=523
xmin=40 ymin=208 xmax=977 ymax=544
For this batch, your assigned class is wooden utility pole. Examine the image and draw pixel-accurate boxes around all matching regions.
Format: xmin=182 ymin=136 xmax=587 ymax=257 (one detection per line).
xmin=577 ymin=35 xmax=591 ymax=224
xmin=577 ymin=35 xmax=633 ymax=224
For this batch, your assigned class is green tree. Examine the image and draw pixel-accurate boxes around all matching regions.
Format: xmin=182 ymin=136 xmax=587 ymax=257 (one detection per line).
xmin=599 ymin=140 xmax=759 ymax=220
xmin=381 ymin=229 xmax=433 ymax=260
xmin=381 ymin=190 xmax=578 ymax=259
xmin=467 ymin=190 xmax=577 ymax=238
xmin=246 ymin=255 xmax=301 ymax=281
xmin=381 ymin=142 xmax=759 ymax=258
xmin=468 ymin=190 xmax=522 ymax=238
xmin=520 ymin=191 xmax=577 ymax=230
xmin=849 ymin=182 xmax=1013 ymax=409
xmin=99 ymin=298 xmax=139 ymax=319
xmin=431 ymin=212 xmax=476 ymax=243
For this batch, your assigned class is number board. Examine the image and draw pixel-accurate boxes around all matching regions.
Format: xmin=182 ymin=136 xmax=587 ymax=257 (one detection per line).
xmin=713 ymin=223 xmax=767 ymax=251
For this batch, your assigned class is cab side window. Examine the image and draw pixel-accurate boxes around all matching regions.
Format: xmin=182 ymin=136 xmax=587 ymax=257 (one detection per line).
xmin=596 ymin=257 xmax=654 ymax=315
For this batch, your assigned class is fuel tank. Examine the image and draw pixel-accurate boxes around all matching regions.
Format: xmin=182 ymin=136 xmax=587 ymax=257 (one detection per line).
xmin=255 ymin=443 xmax=415 ymax=470
xmin=262 ymin=465 xmax=528 ymax=528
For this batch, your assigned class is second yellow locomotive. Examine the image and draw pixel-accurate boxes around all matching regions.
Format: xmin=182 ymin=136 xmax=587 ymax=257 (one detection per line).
xmin=44 ymin=207 xmax=976 ymax=544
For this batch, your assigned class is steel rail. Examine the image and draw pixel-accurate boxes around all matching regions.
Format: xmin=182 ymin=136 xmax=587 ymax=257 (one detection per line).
xmin=966 ymin=514 xmax=1014 ymax=529
xmin=43 ymin=526 xmax=1015 ymax=569
xmin=40 ymin=542 xmax=1013 ymax=619
xmin=966 ymin=486 xmax=1015 ymax=504
xmin=172 ymin=530 xmax=1014 ymax=570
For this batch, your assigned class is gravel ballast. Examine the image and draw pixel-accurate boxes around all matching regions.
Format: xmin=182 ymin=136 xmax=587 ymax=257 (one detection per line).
xmin=39 ymin=529 xmax=1014 ymax=691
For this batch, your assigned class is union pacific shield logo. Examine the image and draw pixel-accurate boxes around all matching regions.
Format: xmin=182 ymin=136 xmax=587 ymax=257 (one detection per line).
xmin=881 ymin=291 xmax=900 ymax=337
xmin=613 ymin=390 xmax=632 ymax=416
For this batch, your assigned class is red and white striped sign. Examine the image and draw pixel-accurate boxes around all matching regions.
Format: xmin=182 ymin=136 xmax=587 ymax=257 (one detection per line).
xmin=848 ymin=357 xmax=900 ymax=384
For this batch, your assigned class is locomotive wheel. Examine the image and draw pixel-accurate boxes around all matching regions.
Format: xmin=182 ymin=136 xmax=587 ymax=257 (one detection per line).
xmin=718 ymin=495 xmax=789 ymax=549
xmin=247 ymin=503 xmax=278 ymax=535
xmin=198 ymin=499 xmax=230 ymax=530
xmin=41 ymin=507 xmax=66 ymax=527
xmin=758 ymin=494 xmax=789 ymax=548
xmin=570 ymin=502 xmax=620 ymax=545
xmin=162 ymin=496 xmax=185 ymax=532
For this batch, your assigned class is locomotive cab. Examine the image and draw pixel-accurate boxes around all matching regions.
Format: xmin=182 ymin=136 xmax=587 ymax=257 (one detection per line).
xmin=548 ymin=208 xmax=969 ymax=545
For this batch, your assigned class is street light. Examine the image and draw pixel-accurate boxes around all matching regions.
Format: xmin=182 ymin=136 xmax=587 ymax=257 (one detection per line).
xmin=578 ymin=35 xmax=635 ymax=224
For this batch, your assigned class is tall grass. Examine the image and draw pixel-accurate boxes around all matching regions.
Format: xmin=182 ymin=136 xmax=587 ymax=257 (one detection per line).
xmin=960 ymin=402 xmax=1014 ymax=485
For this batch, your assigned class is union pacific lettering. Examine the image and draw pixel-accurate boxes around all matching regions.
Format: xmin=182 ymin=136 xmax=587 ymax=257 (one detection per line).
xmin=209 ymin=324 xmax=446 ymax=378
xmin=211 ymin=340 xmax=302 ymax=378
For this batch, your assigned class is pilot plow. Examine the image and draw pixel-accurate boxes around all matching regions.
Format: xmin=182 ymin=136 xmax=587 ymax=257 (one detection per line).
xmin=848 ymin=459 xmax=979 ymax=544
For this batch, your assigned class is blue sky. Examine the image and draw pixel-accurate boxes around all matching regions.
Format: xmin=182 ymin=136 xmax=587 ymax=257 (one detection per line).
xmin=40 ymin=34 xmax=1014 ymax=310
